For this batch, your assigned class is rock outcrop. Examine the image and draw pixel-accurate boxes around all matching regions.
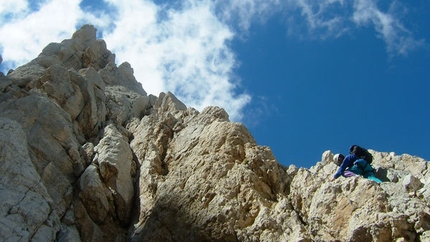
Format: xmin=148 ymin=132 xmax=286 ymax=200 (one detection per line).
xmin=1 ymin=25 xmax=429 ymax=242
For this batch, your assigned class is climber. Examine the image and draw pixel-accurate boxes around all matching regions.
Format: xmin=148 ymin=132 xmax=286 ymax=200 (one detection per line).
xmin=330 ymin=147 xmax=382 ymax=183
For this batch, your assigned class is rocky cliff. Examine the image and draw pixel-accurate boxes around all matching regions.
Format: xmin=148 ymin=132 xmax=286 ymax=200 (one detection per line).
xmin=1 ymin=25 xmax=429 ymax=242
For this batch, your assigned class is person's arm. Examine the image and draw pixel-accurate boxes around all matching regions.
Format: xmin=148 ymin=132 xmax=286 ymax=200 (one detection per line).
xmin=332 ymin=155 xmax=355 ymax=179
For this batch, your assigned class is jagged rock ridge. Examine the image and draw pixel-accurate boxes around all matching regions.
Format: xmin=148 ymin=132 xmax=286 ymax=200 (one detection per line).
xmin=1 ymin=25 xmax=429 ymax=242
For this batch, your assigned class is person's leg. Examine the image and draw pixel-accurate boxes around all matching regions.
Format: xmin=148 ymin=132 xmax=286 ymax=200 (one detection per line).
xmin=366 ymin=175 xmax=382 ymax=183
xmin=343 ymin=171 xmax=357 ymax=177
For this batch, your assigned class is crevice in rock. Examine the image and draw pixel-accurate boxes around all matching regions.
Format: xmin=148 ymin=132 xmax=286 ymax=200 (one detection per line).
xmin=126 ymin=136 xmax=143 ymax=240
xmin=291 ymin=201 xmax=308 ymax=228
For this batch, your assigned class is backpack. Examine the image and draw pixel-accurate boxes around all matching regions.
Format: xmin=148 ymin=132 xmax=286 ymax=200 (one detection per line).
xmin=349 ymin=145 xmax=373 ymax=163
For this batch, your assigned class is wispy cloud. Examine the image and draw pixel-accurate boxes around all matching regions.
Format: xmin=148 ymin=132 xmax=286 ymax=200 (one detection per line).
xmin=352 ymin=0 xmax=424 ymax=55
xmin=0 ymin=0 xmax=425 ymax=121
xmin=294 ymin=0 xmax=346 ymax=29
xmin=215 ymin=0 xmax=282 ymax=31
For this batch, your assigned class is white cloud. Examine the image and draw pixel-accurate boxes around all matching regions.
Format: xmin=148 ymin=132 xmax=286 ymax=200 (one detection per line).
xmin=215 ymin=0 xmax=282 ymax=31
xmin=246 ymin=0 xmax=422 ymax=53
xmin=352 ymin=0 xmax=423 ymax=55
xmin=0 ymin=0 xmax=102 ymax=71
xmin=101 ymin=0 xmax=163 ymax=92
xmin=102 ymin=0 xmax=250 ymax=121
xmin=283 ymin=0 xmax=348 ymax=40
xmin=294 ymin=0 xmax=345 ymax=29
xmin=0 ymin=0 xmax=28 ymax=19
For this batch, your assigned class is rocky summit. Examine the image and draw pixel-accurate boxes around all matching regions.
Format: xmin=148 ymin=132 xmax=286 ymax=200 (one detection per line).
xmin=0 ymin=25 xmax=429 ymax=242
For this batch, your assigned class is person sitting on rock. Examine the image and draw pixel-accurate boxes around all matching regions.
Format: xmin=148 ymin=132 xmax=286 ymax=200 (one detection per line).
xmin=330 ymin=152 xmax=382 ymax=183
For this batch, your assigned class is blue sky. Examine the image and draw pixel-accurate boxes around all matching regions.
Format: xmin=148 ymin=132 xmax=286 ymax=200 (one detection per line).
xmin=1 ymin=0 xmax=429 ymax=168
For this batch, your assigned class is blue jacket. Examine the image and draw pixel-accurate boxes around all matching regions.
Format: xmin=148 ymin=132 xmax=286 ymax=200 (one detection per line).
xmin=333 ymin=154 xmax=358 ymax=179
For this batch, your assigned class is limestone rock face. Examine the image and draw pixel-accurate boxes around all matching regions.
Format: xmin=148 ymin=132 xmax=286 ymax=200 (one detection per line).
xmin=1 ymin=25 xmax=429 ymax=242
xmin=0 ymin=118 xmax=60 ymax=241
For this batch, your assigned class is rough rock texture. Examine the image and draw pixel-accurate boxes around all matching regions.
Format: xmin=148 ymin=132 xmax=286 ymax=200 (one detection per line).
xmin=1 ymin=25 xmax=429 ymax=242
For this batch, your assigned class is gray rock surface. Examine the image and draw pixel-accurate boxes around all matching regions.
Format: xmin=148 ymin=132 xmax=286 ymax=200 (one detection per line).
xmin=1 ymin=25 xmax=429 ymax=242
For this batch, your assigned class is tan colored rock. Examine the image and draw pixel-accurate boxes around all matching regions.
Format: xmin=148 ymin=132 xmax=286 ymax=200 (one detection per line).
xmin=100 ymin=62 xmax=146 ymax=96
xmin=128 ymin=101 xmax=304 ymax=241
xmin=0 ymin=91 xmax=84 ymax=214
xmin=0 ymin=118 xmax=60 ymax=241
xmin=78 ymin=164 xmax=114 ymax=224
xmin=72 ymin=67 xmax=106 ymax=137
xmin=105 ymin=86 xmax=151 ymax=125
xmin=93 ymin=124 xmax=136 ymax=223
xmin=35 ymin=64 xmax=85 ymax=120
xmin=403 ymin=174 xmax=423 ymax=193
